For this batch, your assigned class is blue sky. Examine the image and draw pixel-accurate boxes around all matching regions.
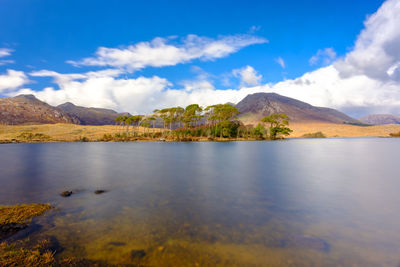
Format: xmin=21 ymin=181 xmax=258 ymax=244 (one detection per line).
xmin=1 ymin=0 xmax=400 ymax=117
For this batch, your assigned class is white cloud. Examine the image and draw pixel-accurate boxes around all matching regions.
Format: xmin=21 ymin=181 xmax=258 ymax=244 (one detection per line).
xmin=30 ymin=69 xmax=124 ymax=84
xmin=309 ymin=48 xmax=337 ymax=66
xmin=0 ymin=48 xmax=15 ymax=66
xmin=0 ymin=48 xmax=13 ymax=58
xmin=0 ymin=60 xmax=15 ymax=66
xmin=249 ymin=25 xmax=261 ymax=33
xmin=275 ymin=57 xmax=285 ymax=68
xmin=14 ymin=70 xmax=171 ymax=114
xmin=6 ymin=0 xmax=400 ymax=117
xmin=67 ymin=34 xmax=268 ymax=72
xmin=0 ymin=69 xmax=29 ymax=93
xmin=334 ymin=0 xmax=400 ymax=81
xmin=233 ymin=65 xmax=262 ymax=86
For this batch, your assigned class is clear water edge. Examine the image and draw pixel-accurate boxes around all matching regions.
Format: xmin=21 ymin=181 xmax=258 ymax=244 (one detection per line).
xmin=0 ymin=138 xmax=399 ymax=266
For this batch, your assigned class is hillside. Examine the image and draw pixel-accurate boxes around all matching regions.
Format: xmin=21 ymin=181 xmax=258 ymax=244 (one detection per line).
xmin=0 ymin=95 xmax=79 ymax=125
xmin=359 ymin=114 xmax=400 ymax=125
xmin=58 ymin=102 xmax=131 ymax=125
xmin=236 ymin=93 xmax=359 ymax=124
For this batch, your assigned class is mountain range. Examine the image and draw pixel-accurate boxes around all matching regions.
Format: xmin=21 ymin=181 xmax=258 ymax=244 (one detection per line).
xmin=2 ymin=92 xmax=398 ymax=126
xmin=0 ymin=95 xmax=79 ymax=125
xmin=0 ymin=95 xmax=130 ymax=125
xmin=359 ymin=114 xmax=400 ymax=125
xmin=57 ymin=102 xmax=131 ymax=125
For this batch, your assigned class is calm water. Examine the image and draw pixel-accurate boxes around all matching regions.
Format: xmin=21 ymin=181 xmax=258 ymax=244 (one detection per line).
xmin=1 ymin=138 xmax=400 ymax=266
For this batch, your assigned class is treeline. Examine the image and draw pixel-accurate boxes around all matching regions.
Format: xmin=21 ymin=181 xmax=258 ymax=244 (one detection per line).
xmin=113 ymin=103 xmax=292 ymax=141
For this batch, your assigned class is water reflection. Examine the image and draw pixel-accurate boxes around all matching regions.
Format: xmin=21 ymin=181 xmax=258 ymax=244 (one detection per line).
xmin=0 ymin=139 xmax=400 ymax=265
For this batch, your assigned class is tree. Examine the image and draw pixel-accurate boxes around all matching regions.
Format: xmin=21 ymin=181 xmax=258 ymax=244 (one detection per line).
xmin=205 ymin=104 xmax=239 ymax=138
xmin=125 ymin=116 xmax=133 ymax=135
xmin=183 ymin=104 xmax=203 ymax=127
xmin=114 ymin=116 xmax=123 ymax=132
xmin=253 ymin=123 xmax=266 ymax=139
xmin=261 ymin=114 xmax=293 ymax=140
xmin=173 ymin=107 xmax=185 ymax=128
xmin=147 ymin=116 xmax=156 ymax=130
xmin=159 ymin=108 xmax=172 ymax=130
xmin=140 ymin=119 xmax=151 ymax=135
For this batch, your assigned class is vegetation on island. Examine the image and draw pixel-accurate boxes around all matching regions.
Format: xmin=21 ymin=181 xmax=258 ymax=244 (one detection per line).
xmin=17 ymin=132 xmax=51 ymax=142
xmin=112 ymin=103 xmax=293 ymax=141
xmin=389 ymin=131 xmax=400 ymax=137
xmin=301 ymin=131 xmax=327 ymax=138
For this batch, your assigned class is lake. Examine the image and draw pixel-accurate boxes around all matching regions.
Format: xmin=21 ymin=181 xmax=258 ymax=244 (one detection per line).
xmin=1 ymin=138 xmax=400 ymax=266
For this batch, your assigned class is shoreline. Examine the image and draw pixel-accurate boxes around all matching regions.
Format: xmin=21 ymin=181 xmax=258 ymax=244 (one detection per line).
xmin=0 ymin=123 xmax=399 ymax=144
xmin=1 ymin=135 xmax=398 ymax=145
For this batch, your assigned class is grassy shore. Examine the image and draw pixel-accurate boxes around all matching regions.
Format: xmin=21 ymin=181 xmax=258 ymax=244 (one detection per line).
xmin=289 ymin=122 xmax=400 ymax=138
xmin=0 ymin=122 xmax=399 ymax=143
xmin=0 ymin=203 xmax=103 ymax=266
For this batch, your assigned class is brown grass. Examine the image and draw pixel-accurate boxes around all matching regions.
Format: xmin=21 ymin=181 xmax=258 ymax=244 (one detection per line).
xmin=0 ymin=204 xmax=52 ymax=226
xmin=0 ymin=204 xmax=55 ymax=266
xmin=289 ymin=122 xmax=400 ymax=138
xmin=0 ymin=241 xmax=55 ymax=266
xmin=0 ymin=122 xmax=400 ymax=143
xmin=0 ymin=123 xmax=164 ymax=143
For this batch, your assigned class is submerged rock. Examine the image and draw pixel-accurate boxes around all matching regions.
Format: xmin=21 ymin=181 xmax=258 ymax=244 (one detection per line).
xmin=282 ymin=235 xmax=330 ymax=252
xmin=3 ymin=223 xmax=42 ymax=243
xmin=0 ymin=204 xmax=52 ymax=241
xmin=130 ymin=249 xmax=146 ymax=259
xmin=0 ymin=223 xmax=28 ymax=241
xmin=0 ymin=223 xmax=27 ymax=233
xmin=60 ymin=191 xmax=73 ymax=197
xmin=94 ymin=190 xmax=107 ymax=194
xmin=107 ymin=241 xmax=125 ymax=246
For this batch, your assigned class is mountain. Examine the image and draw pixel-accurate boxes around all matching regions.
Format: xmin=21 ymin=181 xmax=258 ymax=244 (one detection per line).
xmin=359 ymin=114 xmax=400 ymax=125
xmin=57 ymin=102 xmax=131 ymax=125
xmin=1 ymin=92 xmax=359 ymax=126
xmin=236 ymin=93 xmax=359 ymax=124
xmin=0 ymin=95 xmax=79 ymax=124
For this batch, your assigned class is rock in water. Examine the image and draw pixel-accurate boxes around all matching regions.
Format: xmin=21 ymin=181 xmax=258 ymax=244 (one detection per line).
xmin=60 ymin=191 xmax=73 ymax=197
xmin=131 ymin=249 xmax=146 ymax=259
xmin=94 ymin=190 xmax=107 ymax=194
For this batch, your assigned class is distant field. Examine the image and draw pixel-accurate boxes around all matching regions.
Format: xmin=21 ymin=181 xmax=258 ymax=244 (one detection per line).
xmin=289 ymin=122 xmax=400 ymax=138
xmin=0 ymin=122 xmax=399 ymax=143
xmin=0 ymin=123 xmax=163 ymax=142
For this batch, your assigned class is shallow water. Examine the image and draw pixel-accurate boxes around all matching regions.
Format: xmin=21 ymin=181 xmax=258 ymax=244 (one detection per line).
xmin=1 ymin=138 xmax=400 ymax=266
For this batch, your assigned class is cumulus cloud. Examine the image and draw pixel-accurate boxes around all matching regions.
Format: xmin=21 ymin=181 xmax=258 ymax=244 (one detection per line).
xmin=67 ymin=34 xmax=267 ymax=72
xmin=309 ymin=48 xmax=337 ymax=66
xmin=5 ymin=0 xmax=400 ymax=117
xmin=275 ymin=57 xmax=285 ymax=68
xmin=0 ymin=69 xmax=29 ymax=93
xmin=233 ymin=65 xmax=262 ymax=86
xmin=14 ymin=70 xmax=171 ymax=114
xmin=334 ymin=0 xmax=400 ymax=81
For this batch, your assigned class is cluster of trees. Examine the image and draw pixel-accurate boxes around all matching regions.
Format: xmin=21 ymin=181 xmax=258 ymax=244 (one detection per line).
xmin=113 ymin=103 xmax=292 ymax=140
xmin=114 ymin=115 xmax=156 ymax=135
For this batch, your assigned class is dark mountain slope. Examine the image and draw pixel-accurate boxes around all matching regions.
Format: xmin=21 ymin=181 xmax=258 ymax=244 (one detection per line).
xmin=0 ymin=95 xmax=79 ymax=124
xmin=236 ymin=93 xmax=359 ymax=124
xmin=57 ymin=102 xmax=131 ymax=125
